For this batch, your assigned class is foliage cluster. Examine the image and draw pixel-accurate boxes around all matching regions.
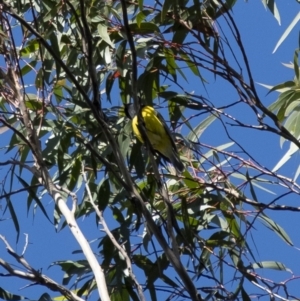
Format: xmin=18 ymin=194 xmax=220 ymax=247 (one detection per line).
xmin=0 ymin=1 xmax=300 ymax=301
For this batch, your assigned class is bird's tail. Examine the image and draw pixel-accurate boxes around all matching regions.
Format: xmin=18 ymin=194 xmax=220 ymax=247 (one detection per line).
xmin=169 ymin=150 xmax=184 ymax=173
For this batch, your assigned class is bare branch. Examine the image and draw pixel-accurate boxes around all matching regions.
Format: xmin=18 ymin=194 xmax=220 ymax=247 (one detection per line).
xmin=82 ymin=164 xmax=146 ymax=301
xmin=0 ymin=235 xmax=85 ymax=301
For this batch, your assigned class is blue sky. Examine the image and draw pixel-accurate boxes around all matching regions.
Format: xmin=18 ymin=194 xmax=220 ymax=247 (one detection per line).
xmin=1 ymin=1 xmax=300 ymax=300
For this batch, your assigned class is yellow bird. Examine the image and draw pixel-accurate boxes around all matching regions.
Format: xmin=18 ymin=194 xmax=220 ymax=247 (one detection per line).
xmin=125 ymin=104 xmax=184 ymax=173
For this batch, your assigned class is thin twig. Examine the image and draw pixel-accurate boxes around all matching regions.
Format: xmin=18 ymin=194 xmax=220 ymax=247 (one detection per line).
xmin=0 ymin=235 xmax=85 ymax=301
xmin=81 ymin=163 xmax=146 ymax=301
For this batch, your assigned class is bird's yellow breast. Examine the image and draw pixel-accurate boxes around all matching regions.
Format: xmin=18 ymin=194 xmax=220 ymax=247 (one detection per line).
xmin=132 ymin=106 xmax=173 ymax=158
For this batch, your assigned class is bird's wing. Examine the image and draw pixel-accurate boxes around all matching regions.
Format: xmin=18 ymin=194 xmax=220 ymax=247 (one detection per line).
xmin=142 ymin=108 xmax=166 ymax=145
xmin=152 ymin=109 xmax=184 ymax=172
xmin=155 ymin=110 xmax=177 ymax=151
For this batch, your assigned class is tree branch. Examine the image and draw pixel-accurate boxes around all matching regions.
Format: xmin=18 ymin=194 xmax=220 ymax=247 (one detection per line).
xmin=0 ymin=235 xmax=85 ymax=301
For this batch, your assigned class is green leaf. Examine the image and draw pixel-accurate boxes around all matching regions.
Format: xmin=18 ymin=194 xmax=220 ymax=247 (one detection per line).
xmin=97 ymin=178 xmax=110 ymax=211
xmin=106 ymin=71 xmax=117 ymax=102
xmin=4 ymin=194 xmax=20 ymax=242
xmin=273 ymin=11 xmax=300 ymax=53
xmin=68 ymin=156 xmax=82 ymax=191
xmin=182 ymin=169 xmax=199 ymax=189
xmin=284 ymin=108 xmax=300 ymax=138
xmin=172 ymin=26 xmax=189 ymax=45
xmin=97 ymin=24 xmax=114 ymax=48
xmin=0 ymin=287 xmax=26 ymax=301
xmin=132 ymin=254 xmax=153 ymax=272
xmin=181 ymin=198 xmax=194 ymax=242
xmin=15 ymin=175 xmax=51 ymax=223
xmin=241 ymin=287 xmax=251 ymax=301
xmin=198 ymin=248 xmax=212 ymax=275
xmin=53 ymin=80 xmax=65 ymax=104
xmin=112 ymin=206 xmax=125 ymax=224
xmin=128 ymin=23 xmax=160 ymax=35
xmin=262 ymin=0 xmax=281 ymax=25
xmin=268 ymin=93 xmax=293 ymax=115
xmin=161 ymin=0 xmax=173 ymax=22
xmin=179 ymin=51 xmax=201 ymax=78
xmin=21 ymin=60 xmax=37 ymax=76
xmin=164 ymin=48 xmax=177 ymax=81
xmin=53 ymin=288 xmax=90 ymax=301
xmin=231 ymin=172 xmax=276 ymax=195
xmin=215 ymin=0 xmax=238 ymax=18
xmin=266 ymin=81 xmax=296 ymax=95
xmin=19 ymin=145 xmax=30 ymax=174
xmin=35 ymin=69 xmax=43 ymax=89
xmin=247 ymin=171 xmax=258 ymax=203
xmin=20 ymin=39 xmax=40 ymax=57
xmin=223 ymin=212 xmax=241 ymax=239
xmin=136 ymin=11 xmax=148 ymax=28
xmin=272 ymin=141 xmax=298 ymax=172
xmin=294 ymin=49 xmax=300 ymax=81
xmin=111 ymin=288 xmax=130 ymax=301
xmin=38 ymin=293 xmax=52 ymax=301
xmin=199 ymin=142 xmax=234 ymax=165
xmin=25 ymin=96 xmax=43 ymax=110
xmin=285 ymin=100 xmax=300 ymax=116
xmin=259 ymin=214 xmax=293 ymax=246
xmin=252 ymin=261 xmax=292 ymax=272
xmin=130 ymin=139 xmax=146 ymax=178
xmin=50 ymin=260 xmax=90 ymax=286
xmin=138 ymin=0 xmax=144 ymax=11
xmin=49 ymin=31 xmax=61 ymax=80
xmin=118 ymin=123 xmax=132 ymax=161
xmin=186 ymin=113 xmax=217 ymax=142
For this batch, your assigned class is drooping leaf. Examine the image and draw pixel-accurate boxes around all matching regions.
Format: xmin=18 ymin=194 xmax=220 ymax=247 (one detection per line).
xmin=252 ymin=261 xmax=292 ymax=272
xmin=0 ymin=287 xmax=26 ymax=301
xmin=273 ymin=11 xmax=300 ymax=53
xmin=259 ymin=214 xmax=293 ymax=246
xmin=262 ymin=0 xmax=281 ymax=25
xmin=4 ymin=194 xmax=20 ymax=243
